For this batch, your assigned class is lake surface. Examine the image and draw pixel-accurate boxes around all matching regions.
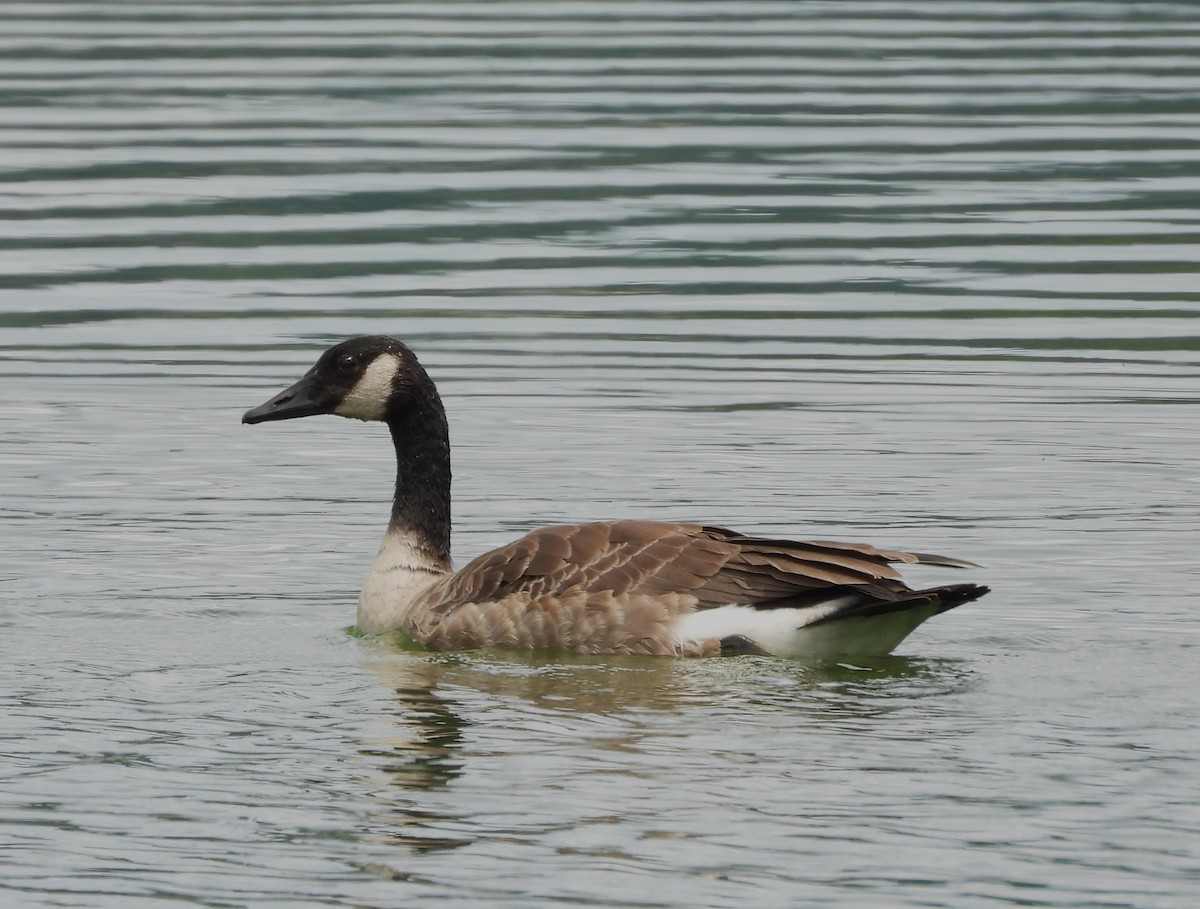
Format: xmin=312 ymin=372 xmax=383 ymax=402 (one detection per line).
xmin=3 ymin=2 xmax=1199 ymax=906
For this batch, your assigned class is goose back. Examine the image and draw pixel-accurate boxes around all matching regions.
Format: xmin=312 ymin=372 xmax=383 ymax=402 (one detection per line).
xmin=397 ymin=520 xmax=985 ymax=656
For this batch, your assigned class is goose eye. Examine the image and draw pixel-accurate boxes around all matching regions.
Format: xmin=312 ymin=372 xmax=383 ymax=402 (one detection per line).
xmin=336 ymin=354 xmax=358 ymax=374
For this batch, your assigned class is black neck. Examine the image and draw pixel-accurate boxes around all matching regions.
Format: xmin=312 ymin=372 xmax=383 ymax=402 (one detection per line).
xmin=385 ymin=385 xmax=452 ymax=567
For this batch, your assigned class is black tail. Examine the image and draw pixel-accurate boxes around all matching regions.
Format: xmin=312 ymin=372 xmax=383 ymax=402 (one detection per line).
xmin=872 ymin=582 xmax=990 ymax=619
xmin=927 ymin=582 xmax=990 ymax=613
xmin=804 ymin=582 xmax=990 ymax=626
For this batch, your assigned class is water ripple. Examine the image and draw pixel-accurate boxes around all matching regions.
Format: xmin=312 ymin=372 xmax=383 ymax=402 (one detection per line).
xmin=3 ymin=3 xmax=1200 ymax=908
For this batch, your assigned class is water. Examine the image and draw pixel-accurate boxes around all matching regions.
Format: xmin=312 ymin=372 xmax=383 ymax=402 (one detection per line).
xmin=3 ymin=1 xmax=1200 ymax=906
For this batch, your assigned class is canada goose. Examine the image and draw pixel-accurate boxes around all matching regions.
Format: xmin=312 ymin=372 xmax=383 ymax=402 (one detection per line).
xmin=243 ymin=336 xmax=988 ymax=658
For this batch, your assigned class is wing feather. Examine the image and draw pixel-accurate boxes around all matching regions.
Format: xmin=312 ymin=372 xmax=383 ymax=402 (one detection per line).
xmin=415 ymin=520 xmax=962 ymax=615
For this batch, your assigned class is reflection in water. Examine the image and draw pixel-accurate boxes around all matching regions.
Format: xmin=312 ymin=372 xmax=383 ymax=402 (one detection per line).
xmin=372 ymin=647 xmax=977 ymax=719
xmin=355 ymin=647 xmax=979 ymax=871
xmin=359 ymin=681 xmax=472 ymax=853
xmin=367 ymin=647 xmax=975 ymax=720
xmin=373 ymin=686 xmax=467 ymax=792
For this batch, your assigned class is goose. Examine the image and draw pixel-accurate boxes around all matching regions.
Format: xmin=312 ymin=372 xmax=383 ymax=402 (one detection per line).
xmin=243 ymin=336 xmax=988 ymax=658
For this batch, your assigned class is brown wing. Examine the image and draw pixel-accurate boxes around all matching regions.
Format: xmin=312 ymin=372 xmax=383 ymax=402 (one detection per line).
xmin=403 ymin=520 xmax=970 ymax=652
xmin=416 ymin=520 xmax=723 ymax=616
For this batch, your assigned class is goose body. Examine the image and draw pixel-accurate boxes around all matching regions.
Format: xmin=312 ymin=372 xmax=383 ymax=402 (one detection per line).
xmin=244 ymin=336 xmax=988 ymax=659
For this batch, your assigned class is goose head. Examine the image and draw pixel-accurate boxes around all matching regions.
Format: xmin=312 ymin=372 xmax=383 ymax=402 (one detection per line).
xmin=243 ymin=335 xmax=455 ymax=610
xmin=242 ymin=336 xmax=435 ymax=425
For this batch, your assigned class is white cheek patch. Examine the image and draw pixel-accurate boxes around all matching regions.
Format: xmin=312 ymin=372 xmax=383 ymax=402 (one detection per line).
xmin=334 ymin=353 xmax=399 ymax=421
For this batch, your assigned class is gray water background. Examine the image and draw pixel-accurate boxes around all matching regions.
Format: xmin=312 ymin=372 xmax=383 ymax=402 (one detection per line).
xmin=2 ymin=2 xmax=1199 ymax=906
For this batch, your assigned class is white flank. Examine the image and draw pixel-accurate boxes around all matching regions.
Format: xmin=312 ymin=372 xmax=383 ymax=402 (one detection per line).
xmin=356 ymin=526 xmax=446 ymax=634
xmin=676 ymin=599 xmax=941 ymax=660
xmin=335 ymin=354 xmax=399 ymax=422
